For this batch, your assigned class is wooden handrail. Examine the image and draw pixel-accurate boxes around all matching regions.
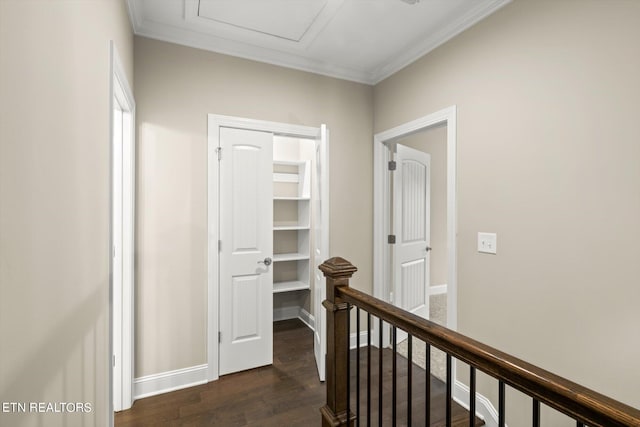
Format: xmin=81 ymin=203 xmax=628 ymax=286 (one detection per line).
xmin=320 ymin=257 xmax=640 ymax=427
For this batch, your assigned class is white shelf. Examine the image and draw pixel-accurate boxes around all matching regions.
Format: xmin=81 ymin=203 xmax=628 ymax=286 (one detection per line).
xmin=273 ymin=160 xmax=306 ymax=167
xmin=273 ymin=225 xmax=310 ymax=231
xmin=273 ymin=280 xmax=310 ymax=294
xmin=274 ymin=196 xmax=311 ymax=201
xmin=273 ymin=253 xmax=310 ymax=262
xmin=272 ymin=154 xmax=310 ymax=297
xmin=273 ymin=160 xmax=310 ymax=199
xmin=273 ymin=173 xmax=300 ymax=183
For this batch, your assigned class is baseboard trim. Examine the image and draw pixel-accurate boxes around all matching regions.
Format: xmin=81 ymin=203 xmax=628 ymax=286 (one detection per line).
xmin=273 ymin=306 xmax=301 ymax=322
xmin=134 ymin=364 xmax=208 ymax=400
xmin=350 ymin=331 xmax=370 ymax=349
xmin=430 ymin=284 xmax=448 ymax=295
xmin=453 ymin=380 xmax=502 ymax=427
xmin=298 ymin=308 xmax=315 ymax=331
xmin=274 ymin=306 xmax=316 ymax=331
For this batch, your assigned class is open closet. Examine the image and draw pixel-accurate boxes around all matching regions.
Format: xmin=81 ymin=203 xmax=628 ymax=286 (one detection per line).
xmin=207 ymin=115 xmax=329 ymax=383
xmin=272 ymin=136 xmax=315 ymax=324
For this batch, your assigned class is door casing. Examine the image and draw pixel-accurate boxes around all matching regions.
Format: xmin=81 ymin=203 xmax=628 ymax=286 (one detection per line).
xmin=207 ymin=114 xmax=329 ymax=381
xmin=373 ymin=106 xmax=458 ymax=346
xmin=110 ymin=41 xmax=135 ymax=416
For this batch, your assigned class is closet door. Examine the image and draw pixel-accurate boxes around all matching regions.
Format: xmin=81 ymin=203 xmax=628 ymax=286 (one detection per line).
xmin=219 ymin=127 xmax=274 ymax=375
xmin=313 ymin=125 xmax=329 ymax=381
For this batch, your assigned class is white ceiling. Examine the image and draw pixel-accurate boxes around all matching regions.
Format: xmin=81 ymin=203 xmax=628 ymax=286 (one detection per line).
xmin=127 ymin=0 xmax=511 ymax=85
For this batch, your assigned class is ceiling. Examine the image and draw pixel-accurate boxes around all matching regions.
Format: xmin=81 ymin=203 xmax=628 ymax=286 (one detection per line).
xmin=127 ymin=0 xmax=511 ymax=85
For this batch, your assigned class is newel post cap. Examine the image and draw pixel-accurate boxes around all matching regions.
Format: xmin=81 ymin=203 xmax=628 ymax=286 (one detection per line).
xmin=319 ymin=257 xmax=358 ymax=278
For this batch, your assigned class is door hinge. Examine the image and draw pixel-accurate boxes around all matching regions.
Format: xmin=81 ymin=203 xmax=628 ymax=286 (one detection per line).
xmin=216 ymin=146 xmax=222 ymax=161
xmin=218 ymin=240 xmax=221 ymax=252
xmin=218 ymin=331 xmax=222 ymax=343
xmin=388 ymin=160 xmax=397 ymax=171
xmin=113 ymin=354 xmax=116 ymax=367
xmin=388 ymin=234 xmax=396 ymax=244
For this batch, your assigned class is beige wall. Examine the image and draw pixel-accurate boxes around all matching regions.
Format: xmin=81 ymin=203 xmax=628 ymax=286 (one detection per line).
xmin=0 ymin=1 xmax=133 ymax=426
xmin=375 ymin=0 xmax=640 ymax=424
xmin=134 ymin=37 xmax=373 ymax=376
xmin=4 ymin=1 xmax=638 ymax=424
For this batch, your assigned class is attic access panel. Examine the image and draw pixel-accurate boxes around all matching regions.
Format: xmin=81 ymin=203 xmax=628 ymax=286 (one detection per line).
xmin=197 ymin=0 xmax=327 ymax=42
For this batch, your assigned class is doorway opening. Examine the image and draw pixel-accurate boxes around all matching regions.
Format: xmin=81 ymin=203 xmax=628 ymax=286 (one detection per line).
xmin=373 ymin=106 xmax=457 ymax=348
xmin=110 ymin=42 xmax=135 ymax=415
xmin=387 ymin=140 xmax=433 ymax=343
xmin=207 ymin=115 xmax=329 ymax=382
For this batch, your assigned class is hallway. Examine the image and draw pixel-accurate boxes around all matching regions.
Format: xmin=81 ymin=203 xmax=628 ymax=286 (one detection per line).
xmin=116 ymin=319 xmax=477 ymax=426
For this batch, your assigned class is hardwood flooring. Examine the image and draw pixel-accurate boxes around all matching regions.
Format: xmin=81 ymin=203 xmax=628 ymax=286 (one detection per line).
xmin=350 ymin=345 xmax=484 ymax=427
xmin=115 ymin=319 xmax=482 ymax=426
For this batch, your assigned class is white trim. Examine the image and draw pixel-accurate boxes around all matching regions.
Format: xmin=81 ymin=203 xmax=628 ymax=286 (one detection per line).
xmin=208 ymin=114 xmax=328 ymax=382
xmin=273 ymin=306 xmax=302 ymax=322
xmin=430 ymin=284 xmax=448 ymax=295
xmin=273 ymin=307 xmax=315 ymax=330
xmin=206 ymin=115 xmax=220 ymax=383
xmin=372 ymin=0 xmax=511 ymax=83
xmin=127 ymin=0 xmax=510 ymax=85
xmin=373 ymin=105 xmax=458 ymax=371
xmin=110 ymin=40 xmax=136 ymax=419
xmin=133 ymin=365 xmax=208 ymax=400
xmin=454 ymin=380 xmax=502 ymax=427
xmin=298 ymin=308 xmax=315 ymax=331
xmin=350 ymin=331 xmax=370 ymax=350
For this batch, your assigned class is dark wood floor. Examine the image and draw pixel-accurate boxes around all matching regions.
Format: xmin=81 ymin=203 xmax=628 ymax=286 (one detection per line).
xmin=116 ymin=319 xmax=481 ymax=426
xmin=351 ymin=344 xmax=483 ymax=427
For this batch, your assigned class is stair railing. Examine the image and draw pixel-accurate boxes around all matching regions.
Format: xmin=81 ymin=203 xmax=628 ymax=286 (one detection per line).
xmin=319 ymin=257 xmax=640 ymax=427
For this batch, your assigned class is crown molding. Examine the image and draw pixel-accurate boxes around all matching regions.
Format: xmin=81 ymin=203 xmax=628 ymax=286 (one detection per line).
xmin=371 ymin=0 xmax=512 ymax=84
xmin=128 ymin=0 xmax=511 ymax=86
xmin=132 ymin=17 xmax=377 ymax=84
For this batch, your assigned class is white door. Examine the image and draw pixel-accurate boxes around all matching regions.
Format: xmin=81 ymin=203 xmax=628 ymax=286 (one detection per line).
xmin=219 ymin=127 xmax=274 ymax=375
xmin=112 ymin=84 xmax=134 ymax=412
xmin=393 ymin=144 xmax=431 ymax=340
xmin=313 ymin=125 xmax=329 ymax=381
xmin=112 ymin=98 xmax=124 ymax=410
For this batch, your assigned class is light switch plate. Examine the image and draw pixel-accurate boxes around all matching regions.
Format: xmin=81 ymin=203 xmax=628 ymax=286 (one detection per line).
xmin=478 ymin=232 xmax=497 ymax=254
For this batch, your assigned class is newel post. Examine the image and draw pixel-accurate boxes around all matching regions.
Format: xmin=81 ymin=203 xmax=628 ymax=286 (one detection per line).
xmin=319 ymin=257 xmax=357 ymax=427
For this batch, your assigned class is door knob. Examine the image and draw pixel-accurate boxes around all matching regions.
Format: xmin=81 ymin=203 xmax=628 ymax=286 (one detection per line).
xmin=258 ymin=257 xmax=272 ymax=266
xmin=425 ymin=246 xmax=432 ymax=252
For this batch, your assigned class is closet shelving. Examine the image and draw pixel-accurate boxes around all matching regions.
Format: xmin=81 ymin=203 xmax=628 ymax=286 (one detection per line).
xmin=273 ymin=160 xmax=311 ymax=294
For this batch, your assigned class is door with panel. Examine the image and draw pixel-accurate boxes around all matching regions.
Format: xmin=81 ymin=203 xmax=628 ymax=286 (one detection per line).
xmin=313 ymin=125 xmax=329 ymax=381
xmin=393 ymin=143 xmax=431 ymax=342
xmin=219 ymin=127 xmax=274 ymax=375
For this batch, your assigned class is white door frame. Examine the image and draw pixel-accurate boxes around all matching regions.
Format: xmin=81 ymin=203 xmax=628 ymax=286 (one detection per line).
xmin=373 ymin=105 xmax=458 ymax=339
xmin=110 ymin=41 xmax=135 ymax=416
xmin=207 ymin=114 xmax=328 ymax=381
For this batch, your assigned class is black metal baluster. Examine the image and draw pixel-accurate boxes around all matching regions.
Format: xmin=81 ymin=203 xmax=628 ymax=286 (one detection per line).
xmin=425 ymin=342 xmax=431 ymax=426
xmin=392 ymin=327 xmax=397 ymax=427
xmin=346 ymin=303 xmax=351 ymax=423
xmin=378 ymin=318 xmax=383 ymax=427
xmin=357 ymin=308 xmax=361 ymax=427
xmin=576 ymin=422 xmax=584 ymax=427
xmin=499 ymin=381 xmax=505 ymax=427
xmin=533 ymin=399 xmax=540 ymax=427
xmin=407 ymin=335 xmax=413 ymax=426
xmin=469 ymin=366 xmax=476 ymax=427
xmin=446 ymin=354 xmax=452 ymax=427
xmin=367 ymin=313 xmax=371 ymax=427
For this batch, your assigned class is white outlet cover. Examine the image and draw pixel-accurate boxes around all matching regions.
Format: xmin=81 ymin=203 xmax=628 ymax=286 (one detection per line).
xmin=478 ymin=232 xmax=497 ymax=254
